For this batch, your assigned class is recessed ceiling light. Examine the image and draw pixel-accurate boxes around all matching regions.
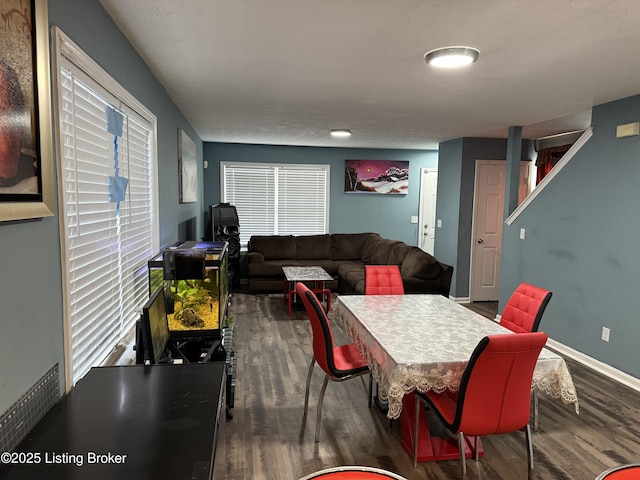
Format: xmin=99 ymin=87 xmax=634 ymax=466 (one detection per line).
xmin=424 ymin=46 xmax=480 ymax=68
xmin=330 ymin=129 xmax=352 ymax=138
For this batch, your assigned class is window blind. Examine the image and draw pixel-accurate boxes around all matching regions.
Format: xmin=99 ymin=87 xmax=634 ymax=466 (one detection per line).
xmin=221 ymin=162 xmax=329 ymax=245
xmin=54 ymin=29 xmax=158 ymax=385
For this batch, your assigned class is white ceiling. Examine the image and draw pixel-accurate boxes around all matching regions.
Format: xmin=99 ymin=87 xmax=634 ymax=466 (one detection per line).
xmin=98 ymin=0 xmax=640 ymax=150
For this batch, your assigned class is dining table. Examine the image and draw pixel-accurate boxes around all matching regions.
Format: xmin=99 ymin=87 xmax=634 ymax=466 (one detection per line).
xmin=328 ymin=294 xmax=580 ymax=462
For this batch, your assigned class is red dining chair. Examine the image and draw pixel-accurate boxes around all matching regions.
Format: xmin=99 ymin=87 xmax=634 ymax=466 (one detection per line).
xmin=364 ymin=265 xmax=405 ymax=295
xmin=500 ymin=282 xmax=552 ymax=429
xmin=297 ymin=282 xmax=370 ymax=442
xmin=595 ymin=464 xmax=640 ymax=479
xmin=413 ymin=332 xmax=548 ymax=479
xmin=500 ymin=282 xmax=552 ymax=333
xmin=298 ymin=466 xmax=408 ymax=480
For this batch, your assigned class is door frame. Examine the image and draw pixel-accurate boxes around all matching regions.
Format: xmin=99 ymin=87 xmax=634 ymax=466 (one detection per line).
xmin=417 ymin=167 xmax=438 ymax=252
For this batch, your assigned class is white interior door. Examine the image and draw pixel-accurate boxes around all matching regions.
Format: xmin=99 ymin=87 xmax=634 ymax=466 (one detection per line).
xmin=418 ymin=168 xmax=438 ymax=255
xmin=471 ymin=161 xmax=532 ymax=301
xmin=471 ymin=161 xmax=504 ymax=301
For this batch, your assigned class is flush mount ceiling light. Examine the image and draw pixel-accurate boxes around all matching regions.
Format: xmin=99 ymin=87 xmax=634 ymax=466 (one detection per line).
xmin=424 ymin=46 xmax=480 ymax=68
xmin=330 ymin=129 xmax=352 ymax=138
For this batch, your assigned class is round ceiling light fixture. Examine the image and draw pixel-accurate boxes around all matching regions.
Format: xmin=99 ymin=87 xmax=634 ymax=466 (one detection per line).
xmin=424 ymin=46 xmax=480 ymax=68
xmin=330 ymin=129 xmax=352 ymax=138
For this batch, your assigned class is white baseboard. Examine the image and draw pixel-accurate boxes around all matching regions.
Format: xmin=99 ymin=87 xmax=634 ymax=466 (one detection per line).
xmin=546 ymin=338 xmax=640 ymax=393
xmin=450 ymin=296 xmax=470 ymax=303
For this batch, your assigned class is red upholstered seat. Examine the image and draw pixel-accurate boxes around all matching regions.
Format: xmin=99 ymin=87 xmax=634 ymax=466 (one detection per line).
xmin=500 ymin=282 xmax=552 ymax=333
xmin=298 ymin=282 xmax=370 ymax=442
xmin=299 ymin=466 xmax=408 ymax=480
xmin=365 ymin=265 xmax=404 ymax=295
xmin=414 ymin=332 xmax=548 ymax=479
xmin=596 ymin=464 xmax=640 ymax=480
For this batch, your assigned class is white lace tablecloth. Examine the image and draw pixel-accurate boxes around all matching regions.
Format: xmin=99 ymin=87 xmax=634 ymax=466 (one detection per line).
xmin=328 ymin=294 xmax=580 ymax=419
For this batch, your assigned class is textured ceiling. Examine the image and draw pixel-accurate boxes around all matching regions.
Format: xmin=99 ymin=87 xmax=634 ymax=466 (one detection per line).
xmin=99 ymin=0 xmax=640 ymax=149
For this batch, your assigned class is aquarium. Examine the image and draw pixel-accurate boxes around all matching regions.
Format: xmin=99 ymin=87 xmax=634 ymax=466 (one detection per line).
xmin=148 ymin=241 xmax=229 ymax=340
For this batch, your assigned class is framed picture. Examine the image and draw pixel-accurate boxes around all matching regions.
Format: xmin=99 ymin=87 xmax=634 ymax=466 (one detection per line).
xmin=178 ymin=129 xmax=197 ymax=203
xmin=344 ymin=159 xmax=409 ymax=194
xmin=0 ymin=0 xmax=54 ymax=222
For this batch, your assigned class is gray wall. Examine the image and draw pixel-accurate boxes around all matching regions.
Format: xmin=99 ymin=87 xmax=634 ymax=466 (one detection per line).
xmin=434 ymin=137 xmax=534 ymax=298
xmin=203 ymin=143 xmax=438 ymax=245
xmin=500 ymin=95 xmax=640 ymax=378
xmin=0 ymin=0 xmax=203 ymax=414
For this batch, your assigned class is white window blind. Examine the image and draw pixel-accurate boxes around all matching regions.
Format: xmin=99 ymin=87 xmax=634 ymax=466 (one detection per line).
xmin=221 ymin=162 xmax=329 ymax=245
xmin=54 ymin=28 xmax=158 ymax=385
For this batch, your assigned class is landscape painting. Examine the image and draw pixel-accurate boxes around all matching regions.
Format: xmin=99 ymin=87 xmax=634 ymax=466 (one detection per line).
xmin=344 ymin=159 xmax=409 ymax=194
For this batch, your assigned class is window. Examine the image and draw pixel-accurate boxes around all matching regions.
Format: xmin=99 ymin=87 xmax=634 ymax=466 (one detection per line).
xmin=53 ymin=28 xmax=159 ymax=385
xmin=221 ymin=162 xmax=329 ymax=245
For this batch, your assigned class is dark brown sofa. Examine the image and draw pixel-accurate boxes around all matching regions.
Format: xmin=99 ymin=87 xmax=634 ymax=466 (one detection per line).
xmin=247 ymin=233 xmax=453 ymax=296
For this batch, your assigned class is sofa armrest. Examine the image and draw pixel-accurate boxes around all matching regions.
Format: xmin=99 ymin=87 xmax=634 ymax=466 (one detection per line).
xmin=247 ymin=251 xmax=265 ymax=264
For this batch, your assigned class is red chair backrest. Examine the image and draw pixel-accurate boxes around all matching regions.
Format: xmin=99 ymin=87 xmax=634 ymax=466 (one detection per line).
xmin=500 ymin=282 xmax=552 ymax=333
xmin=365 ymin=265 xmax=405 ymax=295
xmin=454 ymin=331 xmax=548 ymax=435
xmin=297 ymin=282 xmax=340 ymax=377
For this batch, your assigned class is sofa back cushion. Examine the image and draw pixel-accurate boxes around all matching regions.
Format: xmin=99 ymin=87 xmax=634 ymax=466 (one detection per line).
xmin=296 ymin=234 xmax=331 ymax=260
xmin=250 ymin=235 xmax=296 ymax=260
xmin=331 ymin=233 xmax=379 ymax=260
xmin=387 ymin=242 xmax=416 ymax=266
xmin=400 ymin=248 xmax=442 ymax=279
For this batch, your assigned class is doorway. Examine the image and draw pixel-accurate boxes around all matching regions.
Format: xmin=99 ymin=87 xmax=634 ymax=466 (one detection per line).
xmin=418 ymin=168 xmax=438 ymax=255
xmin=470 ymin=160 xmax=531 ymax=301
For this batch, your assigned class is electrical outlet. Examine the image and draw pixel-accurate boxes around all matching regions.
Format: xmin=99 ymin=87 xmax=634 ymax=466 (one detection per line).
xmin=519 ymin=228 xmax=526 ymax=240
xmin=601 ymin=327 xmax=610 ymax=342
xmin=410 ymin=216 xmax=418 ymax=224
xmin=437 ymin=219 xmax=442 ymax=228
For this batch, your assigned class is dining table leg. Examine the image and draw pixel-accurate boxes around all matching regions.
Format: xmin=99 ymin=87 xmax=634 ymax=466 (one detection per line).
xmin=400 ymin=392 xmax=483 ymax=465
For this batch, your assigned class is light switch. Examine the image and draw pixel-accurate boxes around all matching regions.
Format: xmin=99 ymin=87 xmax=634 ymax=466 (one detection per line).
xmin=437 ymin=219 xmax=442 ymax=228
xmin=410 ymin=216 xmax=418 ymax=224
xmin=519 ymin=228 xmax=526 ymax=240
xmin=203 ymin=160 xmax=209 ymax=169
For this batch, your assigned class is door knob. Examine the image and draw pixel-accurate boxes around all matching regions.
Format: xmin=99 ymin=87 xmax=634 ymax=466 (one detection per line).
xmin=477 ymin=238 xmax=484 ymax=244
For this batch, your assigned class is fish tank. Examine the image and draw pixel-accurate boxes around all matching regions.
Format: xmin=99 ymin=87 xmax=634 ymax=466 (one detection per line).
xmin=148 ymin=241 xmax=229 ymax=340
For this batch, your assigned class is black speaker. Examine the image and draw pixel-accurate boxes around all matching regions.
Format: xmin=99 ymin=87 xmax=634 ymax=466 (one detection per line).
xmin=211 ymin=203 xmax=241 ymax=288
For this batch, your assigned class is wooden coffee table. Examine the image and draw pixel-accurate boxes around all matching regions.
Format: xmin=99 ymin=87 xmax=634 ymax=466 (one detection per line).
xmin=282 ymin=266 xmax=333 ymax=316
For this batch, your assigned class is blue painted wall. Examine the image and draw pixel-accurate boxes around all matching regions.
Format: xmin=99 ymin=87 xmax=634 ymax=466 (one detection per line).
xmin=435 ymin=137 xmax=534 ymax=298
xmin=0 ymin=0 xmax=203 ymax=414
xmin=500 ymin=95 xmax=640 ymax=378
xmin=203 ymin=143 xmax=438 ymax=245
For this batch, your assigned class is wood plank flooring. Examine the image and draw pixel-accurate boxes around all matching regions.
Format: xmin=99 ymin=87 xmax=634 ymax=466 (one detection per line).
xmin=223 ymin=293 xmax=640 ymax=479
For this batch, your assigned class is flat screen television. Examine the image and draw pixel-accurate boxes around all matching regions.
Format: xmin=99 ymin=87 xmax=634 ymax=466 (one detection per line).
xmin=139 ymin=286 xmax=170 ymax=364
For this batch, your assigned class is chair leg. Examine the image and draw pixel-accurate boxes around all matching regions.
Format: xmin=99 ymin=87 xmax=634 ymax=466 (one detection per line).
xmin=474 ymin=436 xmax=480 ymax=461
xmin=525 ymin=424 xmax=534 ymax=478
xmin=413 ymin=394 xmax=421 ymax=468
xmin=368 ymin=374 xmax=373 ymax=408
xmin=303 ymin=356 xmax=315 ymax=418
xmin=315 ymin=374 xmax=330 ymax=442
xmin=532 ymin=390 xmax=539 ymax=431
xmin=458 ymin=432 xmax=467 ymax=478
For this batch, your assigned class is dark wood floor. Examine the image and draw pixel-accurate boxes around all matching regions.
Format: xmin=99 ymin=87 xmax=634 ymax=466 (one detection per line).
xmin=223 ymin=293 xmax=640 ymax=480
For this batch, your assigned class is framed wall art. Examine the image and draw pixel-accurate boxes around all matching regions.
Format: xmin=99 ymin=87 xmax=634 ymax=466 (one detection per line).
xmin=344 ymin=159 xmax=409 ymax=194
xmin=0 ymin=0 xmax=55 ymax=222
xmin=178 ymin=129 xmax=197 ymax=203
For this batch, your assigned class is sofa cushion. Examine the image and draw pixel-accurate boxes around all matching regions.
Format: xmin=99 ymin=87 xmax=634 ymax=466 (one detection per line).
xmin=371 ymin=239 xmax=403 ymax=265
xmin=331 ymin=233 xmax=379 ymax=260
xmin=400 ymin=248 xmax=442 ymax=280
xmin=248 ymin=259 xmax=300 ymax=278
xmin=360 ymin=236 xmax=385 ymax=263
xmin=387 ymin=242 xmax=416 ymax=266
xmin=296 ymin=234 xmax=331 ymax=260
xmin=250 ymin=235 xmax=296 ymax=260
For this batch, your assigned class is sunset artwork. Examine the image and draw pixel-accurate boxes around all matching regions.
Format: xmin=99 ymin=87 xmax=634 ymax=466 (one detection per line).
xmin=344 ymin=159 xmax=409 ymax=194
